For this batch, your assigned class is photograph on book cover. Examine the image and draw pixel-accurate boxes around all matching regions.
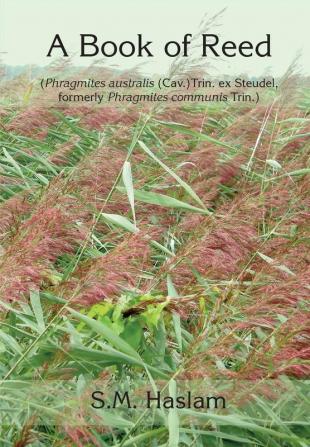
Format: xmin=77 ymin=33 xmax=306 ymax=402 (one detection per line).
xmin=0 ymin=0 xmax=309 ymax=445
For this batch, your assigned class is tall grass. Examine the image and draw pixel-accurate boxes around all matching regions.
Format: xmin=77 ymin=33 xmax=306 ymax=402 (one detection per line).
xmin=0 ymin=70 xmax=309 ymax=446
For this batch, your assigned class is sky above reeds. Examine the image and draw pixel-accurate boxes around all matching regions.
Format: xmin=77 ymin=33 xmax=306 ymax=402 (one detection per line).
xmin=0 ymin=0 xmax=309 ymax=76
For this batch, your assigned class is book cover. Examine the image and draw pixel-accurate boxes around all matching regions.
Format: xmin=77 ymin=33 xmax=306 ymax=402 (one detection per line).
xmin=0 ymin=0 xmax=309 ymax=445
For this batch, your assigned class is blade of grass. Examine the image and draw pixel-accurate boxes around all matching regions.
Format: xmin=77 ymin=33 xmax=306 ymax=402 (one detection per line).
xmin=101 ymin=213 xmax=138 ymax=233
xmin=122 ymin=161 xmax=136 ymax=229
xmin=118 ymin=187 xmax=211 ymax=215
xmin=138 ymin=140 xmax=206 ymax=209
xmin=168 ymin=379 xmax=179 ymax=447
xmin=154 ymin=120 xmax=237 ymax=150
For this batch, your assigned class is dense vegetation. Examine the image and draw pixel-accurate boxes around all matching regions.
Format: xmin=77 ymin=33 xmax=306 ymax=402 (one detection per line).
xmin=0 ymin=69 xmax=309 ymax=446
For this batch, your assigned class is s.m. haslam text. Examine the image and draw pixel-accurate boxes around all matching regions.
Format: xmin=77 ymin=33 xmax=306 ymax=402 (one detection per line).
xmin=46 ymin=33 xmax=271 ymax=58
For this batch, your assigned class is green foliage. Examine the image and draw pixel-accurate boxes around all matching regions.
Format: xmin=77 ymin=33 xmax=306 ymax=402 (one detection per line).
xmin=0 ymin=81 xmax=309 ymax=446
